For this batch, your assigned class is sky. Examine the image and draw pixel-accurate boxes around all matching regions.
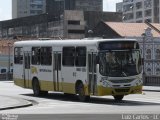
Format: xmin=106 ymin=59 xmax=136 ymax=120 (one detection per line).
xmin=0 ymin=0 xmax=122 ymax=21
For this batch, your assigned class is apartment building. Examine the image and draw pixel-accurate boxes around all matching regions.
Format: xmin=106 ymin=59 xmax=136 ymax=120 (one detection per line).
xmin=12 ymin=0 xmax=46 ymax=19
xmin=12 ymin=0 xmax=103 ymax=19
xmin=121 ymin=0 xmax=160 ymax=23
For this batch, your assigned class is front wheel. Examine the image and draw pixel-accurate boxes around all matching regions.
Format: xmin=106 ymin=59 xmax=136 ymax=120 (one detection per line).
xmin=113 ymin=95 xmax=124 ymax=101
xmin=76 ymin=82 xmax=90 ymax=102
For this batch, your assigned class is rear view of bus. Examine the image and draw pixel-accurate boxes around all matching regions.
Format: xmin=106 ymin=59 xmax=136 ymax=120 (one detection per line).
xmin=97 ymin=40 xmax=143 ymax=101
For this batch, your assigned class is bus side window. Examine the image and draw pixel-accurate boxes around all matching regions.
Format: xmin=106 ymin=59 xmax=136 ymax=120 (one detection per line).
xmin=32 ymin=47 xmax=41 ymax=65
xmin=14 ymin=47 xmax=23 ymax=64
xmin=76 ymin=47 xmax=86 ymax=67
xmin=41 ymin=47 xmax=52 ymax=65
xmin=62 ymin=47 xmax=75 ymax=66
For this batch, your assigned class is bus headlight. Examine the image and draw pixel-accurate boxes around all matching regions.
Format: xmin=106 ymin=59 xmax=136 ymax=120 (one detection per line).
xmin=101 ymin=77 xmax=110 ymax=87
xmin=134 ymin=78 xmax=143 ymax=86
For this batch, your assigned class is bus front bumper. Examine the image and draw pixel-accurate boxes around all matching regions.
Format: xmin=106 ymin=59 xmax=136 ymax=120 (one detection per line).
xmin=97 ymin=85 xmax=142 ymax=96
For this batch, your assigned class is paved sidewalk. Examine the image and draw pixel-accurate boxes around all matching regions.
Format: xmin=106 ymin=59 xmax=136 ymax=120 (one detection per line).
xmin=143 ymin=86 xmax=160 ymax=92
xmin=0 ymin=95 xmax=32 ymax=110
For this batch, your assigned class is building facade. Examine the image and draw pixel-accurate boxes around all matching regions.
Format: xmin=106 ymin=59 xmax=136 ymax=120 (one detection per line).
xmin=121 ymin=0 xmax=160 ymax=23
xmin=116 ymin=2 xmax=123 ymax=12
xmin=1 ymin=11 xmax=122 ymax=39
xmin=12 ymin=0 xmax=103 ymax=19
xmin=94 ymin=22 xmax=160 ymax=85
xmin=12 ymin=0 xmax=46 ymax=19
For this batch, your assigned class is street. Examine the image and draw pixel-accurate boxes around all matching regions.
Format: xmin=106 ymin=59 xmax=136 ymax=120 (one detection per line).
xmin=0 ymin=81 xmax=160 ymax=115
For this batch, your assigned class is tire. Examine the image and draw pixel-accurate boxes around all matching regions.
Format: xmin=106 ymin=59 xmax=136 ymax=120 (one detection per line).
xmin=113 ymin=95 xmax=124 ymax=101
xmin=32 ymin=79 xmax=48 ymax=96
xmin=76 ymin=82 xmax=90 ymax=102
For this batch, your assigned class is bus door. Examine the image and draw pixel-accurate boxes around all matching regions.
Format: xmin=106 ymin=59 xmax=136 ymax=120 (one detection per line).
xmin=53 ymin=52 xmax=62 ymax=91
xmin=23 ymin=52 xmax=31 ymax=88
xmin=88 ymin=52 xmax=97 ymax=95
xmin=61 ymin=47 xmax=76 ymax=93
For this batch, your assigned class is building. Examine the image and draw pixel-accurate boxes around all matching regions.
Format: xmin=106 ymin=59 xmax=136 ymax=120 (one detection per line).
xmin=12 ymin=0 xmax=103 ymax=19
xmin=65 ymin=0 xmax=103 ymax=11
xmin=45 ymin=0 xmax=103 ymax=15
xmin=12 ymin=0 xmax=46 ymax=18
xmin=116 ymin=2 xmax=123 ymax=12
xmin=119 ymin=0 xmax=160 ymax=23
xmin=94 ymin=21 xmax=160 ymax=85
xmin=0 ymin=11 xmax=122 ymax=39
xmin=12 ymin=0 xmax=46 ymax=19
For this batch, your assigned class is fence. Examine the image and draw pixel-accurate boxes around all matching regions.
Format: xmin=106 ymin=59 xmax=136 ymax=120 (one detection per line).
xmin=144 ymin=76 xmax=160 ymax=86
xmin=0 ymin=73 xmax=13 ymax=80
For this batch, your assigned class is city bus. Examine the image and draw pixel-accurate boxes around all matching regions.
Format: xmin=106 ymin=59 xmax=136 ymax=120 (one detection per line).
xmin=13 ymin=39 xmax=143 ymax=101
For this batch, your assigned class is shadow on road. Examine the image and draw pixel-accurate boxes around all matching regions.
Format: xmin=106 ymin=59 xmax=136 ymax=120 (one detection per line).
xmin=21 ymin=92 xmax=160 ymax=106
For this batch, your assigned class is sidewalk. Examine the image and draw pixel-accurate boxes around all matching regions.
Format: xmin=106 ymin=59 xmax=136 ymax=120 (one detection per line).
xmin=0 ymin=95 xmax=32 ymax=110
xmin=143 ymin=86 xmax=160 ymax=92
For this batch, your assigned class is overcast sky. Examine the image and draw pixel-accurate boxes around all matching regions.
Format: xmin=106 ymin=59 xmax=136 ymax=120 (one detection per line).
xmin=0 ymin=0 xmax=122 ymax=21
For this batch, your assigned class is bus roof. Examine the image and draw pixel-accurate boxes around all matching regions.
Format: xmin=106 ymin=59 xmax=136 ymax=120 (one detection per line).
xmin=14 ymin=38 xmax=138 ymax=47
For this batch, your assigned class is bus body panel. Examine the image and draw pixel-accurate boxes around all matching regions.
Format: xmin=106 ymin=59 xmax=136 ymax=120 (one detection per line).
xmin=13 ymin=39 xmax=143 ymax=97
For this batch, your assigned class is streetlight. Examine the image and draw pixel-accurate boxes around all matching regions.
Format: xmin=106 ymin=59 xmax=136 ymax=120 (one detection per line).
xmin=141 ymin=33 xmax=146 ymax=84
xmin=7 ymin=42 xmax=11 ymax=80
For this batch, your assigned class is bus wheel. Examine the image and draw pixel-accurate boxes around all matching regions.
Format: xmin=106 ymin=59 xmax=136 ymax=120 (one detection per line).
xmin=113 ymin=95 xmax=124 ymax=101
xmin=32 ymin=79 xmax=41 ymax=96
xmin=76 ymin=82 xmax=90 ymax=102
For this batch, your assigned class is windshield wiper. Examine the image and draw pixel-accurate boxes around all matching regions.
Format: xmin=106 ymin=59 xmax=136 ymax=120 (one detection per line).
xmin=122 ymin=71 xmax=127 ymax=77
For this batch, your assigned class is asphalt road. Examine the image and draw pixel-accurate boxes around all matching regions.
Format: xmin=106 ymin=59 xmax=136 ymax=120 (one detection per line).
xmin=0 ymin=81 xmax=160 ymax=119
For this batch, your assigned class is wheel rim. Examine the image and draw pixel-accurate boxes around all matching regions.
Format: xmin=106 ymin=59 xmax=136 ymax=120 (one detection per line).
xmin=77 ymin=83 xmax=85 ymax=101
xmin=33 ymin=80 xmax=40 ymax=96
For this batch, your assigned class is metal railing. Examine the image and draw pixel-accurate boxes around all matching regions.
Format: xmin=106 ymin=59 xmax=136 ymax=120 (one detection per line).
xmin=144 ymin=76 xmax=160 ymax=86
xmin=0 ymin=73 xmax=13 ymax=81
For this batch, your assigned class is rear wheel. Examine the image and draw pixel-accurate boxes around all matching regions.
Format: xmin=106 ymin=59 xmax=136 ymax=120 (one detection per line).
xmin=32 ymin=79 xmax=48 ymax=96
xmin=76 ymin=82 xmax=90 ymax=102
xmin=113 ymin=95 xmax=124 ymax=101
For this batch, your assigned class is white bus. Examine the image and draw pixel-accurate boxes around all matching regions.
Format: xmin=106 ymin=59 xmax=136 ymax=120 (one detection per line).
xmin=13 ymin=39 xmax=143 ymax=101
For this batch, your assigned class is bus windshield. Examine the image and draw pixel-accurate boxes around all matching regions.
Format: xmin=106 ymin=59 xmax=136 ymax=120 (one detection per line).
xmin=99 ymin=50 xmax=142 ymax=77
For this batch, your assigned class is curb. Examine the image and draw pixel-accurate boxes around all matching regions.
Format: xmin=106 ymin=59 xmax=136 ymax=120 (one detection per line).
xmin=143 ymin=89 xmax=160 ymax=92
xmin=0 ymin=96 xmax=33 ymax=110
xmin=0 ymin=103 xmax=32 ymax=111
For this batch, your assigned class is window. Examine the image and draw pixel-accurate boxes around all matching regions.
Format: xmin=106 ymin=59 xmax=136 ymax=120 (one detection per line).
xmin=68 ymin=20 xmax=80 ymax=25
xmin=136 ymin=11 xmax=142 ymax=18
xmin=41 ymin=47 xmax=52 ymax=65
xmin=68 ymin=30 xmax=85 ymax=34
xmin=54 ymin=53 xmax=61 ymax=70
xmin=76 ymin=47 xmax=86 ymax=66
xmin=146 ymin=49 xmax=151 ymax=59
xmin=156 ymin=68 xmax=160 ymax=75
xmin=147 ymin=68 xmax=152 ymax=75
xmin=136 ymin=2 xmax=142 ymax=9
xmin=63 ymin=47 xmax=75 ymax=66
xmin=1 ymin=69 xmax=7 ymax=73
xmin=62 ymin=47 xmax=86 ymax=67
xmin=123 ymin=4 xmax=134 ymax=12
xmin=144 ymin=0 xmax=152 ymax=9
xmin=156 ymin=49 xmax=160 ymax=59
xmin=145 ymin=9 xmax=152 ymax=17
xmin=32 ymin=47 xmax=41 ymax=65
xmin=14 ymin=47 xmax=23 ymax=64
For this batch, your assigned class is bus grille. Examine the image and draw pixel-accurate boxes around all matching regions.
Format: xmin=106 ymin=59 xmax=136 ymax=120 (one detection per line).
xmin=109 ymin=79 xmax=134 ymax=83
xmin=114 ymin=88 xmax=130 ymax=93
